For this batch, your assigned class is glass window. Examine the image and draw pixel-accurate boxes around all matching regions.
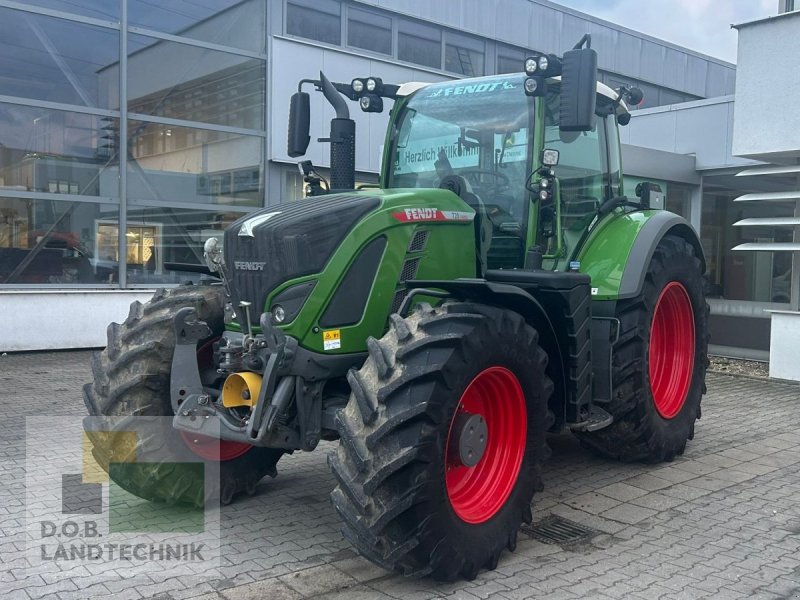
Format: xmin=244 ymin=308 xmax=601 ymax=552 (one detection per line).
xmin=0 ymin=104 xmax=119 ymax=197
xmin=286 ymin=0 xmax=341 ymax=46
xmin=398 ymin=20 xmax=441 ymax=69
xmin=347 ymin=7 xmax=391 ymax=55
xmin=0 ymin=7 xmax=119 ymax=109
xmin=387 ymin=75 xmax=532 ymax=260
xmin=127 ymin=120 xmax=263 ymax=208
xmin=666 ymin=183 xmax=692 ymax=220
xmin=129 ymin=0 xmax=265 ymax=53
xmin=543 ymin=91 xmax=607 ymax=230
xmin=126 ymin=35 xmax=265 ymax=130
xmin=0 ymin=197 xmax=119 ymax=284
xmin=497 ymin=46 xmax=526 ymax=75
xmin=445 ymin=32 xmax=484 ymax=77
xmin=21 ymin=1 xmax=119 ymax=20
xmin=701 ymin=174 xmax=796 ymax=303
xmin=123 ymin=205 xmax=246 ymax=284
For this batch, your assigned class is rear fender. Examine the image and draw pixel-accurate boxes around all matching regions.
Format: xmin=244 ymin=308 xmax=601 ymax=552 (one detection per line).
xmin=578 ymin=210 xmax=705 ymax=300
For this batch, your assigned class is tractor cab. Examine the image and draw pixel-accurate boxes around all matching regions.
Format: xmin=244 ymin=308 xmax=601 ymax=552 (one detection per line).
xmin=383 ymin=74 xmax=631 ymax=272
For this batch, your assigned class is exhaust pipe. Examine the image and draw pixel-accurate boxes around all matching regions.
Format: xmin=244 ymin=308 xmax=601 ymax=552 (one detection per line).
xmin=319 ymin=72 xmax=356 ymax=191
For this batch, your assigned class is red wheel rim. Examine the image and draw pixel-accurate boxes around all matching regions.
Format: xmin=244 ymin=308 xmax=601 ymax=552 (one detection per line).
xmin=445 ymin=367 xmax=527 ymax=524
xmin=180 ymin=338 xmax=252 ymax=461
xmin=649 ymin=281 xmax=695 ymax=419
xmin=180 ymin=431 xmax=252 ymax=461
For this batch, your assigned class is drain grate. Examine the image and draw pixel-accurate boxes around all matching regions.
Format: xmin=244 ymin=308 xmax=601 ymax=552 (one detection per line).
xmin=523 ymin=516 xmax=596 ymax=545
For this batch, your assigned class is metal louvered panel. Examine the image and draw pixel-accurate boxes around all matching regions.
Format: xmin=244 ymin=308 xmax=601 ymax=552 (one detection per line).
xmin=732 ymin=243 xmax=800 ymax=252
xmin=736 ymin=165 xmax=800 ymax=177
xmin=734 ymin=191 xmax=800 ymax=202
xmin=734 ymin=218 xmax=800 ymax=227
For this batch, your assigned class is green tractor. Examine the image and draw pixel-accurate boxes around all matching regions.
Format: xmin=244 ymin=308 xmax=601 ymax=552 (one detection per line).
xmin=84 ymin=37 xmax=708 ymax=580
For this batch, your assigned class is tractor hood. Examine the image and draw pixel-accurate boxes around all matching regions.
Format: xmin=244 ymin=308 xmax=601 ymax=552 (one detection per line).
xmin=224 ymin=193 xmax=381 ymax=312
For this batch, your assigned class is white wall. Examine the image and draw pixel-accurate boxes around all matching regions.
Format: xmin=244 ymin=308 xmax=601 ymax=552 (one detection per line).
xmin=732 ymin=12 xmax=800 ymax=160
xmin=0 ymin=290 xmax=156 ymax=351
xmin=622 ymin=96 xmax=760 ymax=171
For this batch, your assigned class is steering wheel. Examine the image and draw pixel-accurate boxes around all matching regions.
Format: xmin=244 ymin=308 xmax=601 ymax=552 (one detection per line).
xmin=459 ymin=169 xmax=510 ymax=190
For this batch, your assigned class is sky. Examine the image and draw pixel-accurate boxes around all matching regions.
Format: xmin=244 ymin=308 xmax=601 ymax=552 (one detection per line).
xmin=548 ymin=0 xmax=776 ymax=63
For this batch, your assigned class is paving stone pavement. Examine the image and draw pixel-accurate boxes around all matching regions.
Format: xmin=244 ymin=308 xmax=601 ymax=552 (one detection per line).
xmin=1 ymin=351 xmax=799 ymax=599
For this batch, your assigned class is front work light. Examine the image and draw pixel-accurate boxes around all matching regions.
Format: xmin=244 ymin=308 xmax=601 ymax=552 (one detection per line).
xmin=542 ymin=149 xmax=560 ymax=166
xmin=524 ymin=57 xmax=538 ymax=76
xmin=359 ymin=94 xmax=384 ymax=113
xmin=351 ymin=78 xmax=365 ymax=93
xmin=366 ymin=77 xmax=380 ymax=92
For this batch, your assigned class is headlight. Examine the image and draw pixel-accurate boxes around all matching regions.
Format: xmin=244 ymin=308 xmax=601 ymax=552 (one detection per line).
xmin=524 ymin=77 xmax=538 ymax=94
xmin=273 ymin=305 xmax=286 ymax=323
xmin=203 ymin=236 xmax=224 ymax=272
xmin=366 ymin=77 xmax=377 ymax=92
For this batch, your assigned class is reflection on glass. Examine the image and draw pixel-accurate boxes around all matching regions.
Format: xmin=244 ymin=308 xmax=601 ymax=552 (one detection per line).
xmin=124 ymin=205 xmax=244 ymax=284
xmin=0 ymin=7 xmax=119 ymax=108
xmin=497 ymin=45 xmax=525 ymax=75
xmin=701 ymin=175 xmax=796 ymax=303
xmin=123 ymin=35 xmax=265 ymax=129
xmin=286 ymin=0 xmax=341 ymax=45
xmin=0 ymin=104 xmax=119 ymax=197
xmin=0 ymin=197 xmax=119 ymax=284
xmin=445 ymin=33 xmax=484 ymax=77
xmin=127 ymin=120 xmax=263 ymax=207
xmin=129 ymin=0 xmax=265 ymax=53
xmin=21 ymin=1 xmax=119 ymax=20
xmin=347 ymin=7 xmax=392 ymax=55
xmin=398 ymin=20 xmax=441 ymax=69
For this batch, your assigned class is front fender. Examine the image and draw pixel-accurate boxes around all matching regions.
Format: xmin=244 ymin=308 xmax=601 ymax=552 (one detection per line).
xmin=577 ymin=210 xmax=704 ymax=300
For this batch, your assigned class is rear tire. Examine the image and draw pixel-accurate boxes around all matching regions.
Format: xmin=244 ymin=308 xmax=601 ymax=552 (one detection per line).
xmin=576 ymin=234 xmax=709 ymax=462
xmin=83 ymin=285 xmax=283 ymax=506
xmin=329 ymin=302 xmax=552 ymax=580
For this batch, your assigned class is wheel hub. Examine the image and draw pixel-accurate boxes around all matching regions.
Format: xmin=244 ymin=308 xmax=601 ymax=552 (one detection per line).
xmin=451 ymin=412 xmax=488 ymax=467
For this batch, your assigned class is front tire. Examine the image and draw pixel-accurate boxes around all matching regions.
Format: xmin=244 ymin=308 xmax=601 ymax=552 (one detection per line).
xmin=576 ymin=234 xmax=709 ymax=462
xmin=83 ymin=285 xmax=283 ymax=506
xmin=329 ymin=302 xmax=552 ymax=580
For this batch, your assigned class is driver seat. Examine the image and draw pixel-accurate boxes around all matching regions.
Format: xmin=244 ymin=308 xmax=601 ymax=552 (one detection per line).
xmin=439 ymin=175 xmax=492 ymax=276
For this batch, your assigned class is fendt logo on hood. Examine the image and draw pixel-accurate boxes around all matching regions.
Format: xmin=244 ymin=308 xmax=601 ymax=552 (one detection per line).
xmin=234 ymin=261 xmax=266 ymax=271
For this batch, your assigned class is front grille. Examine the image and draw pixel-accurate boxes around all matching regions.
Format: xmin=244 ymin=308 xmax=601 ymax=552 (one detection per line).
xmin=390 ymin=289 xmax=407 ymax=315
xmin=400 ymin=257 xmax=420 ymax=282
xmin=408 ymin=230 xmax=429 ymax=252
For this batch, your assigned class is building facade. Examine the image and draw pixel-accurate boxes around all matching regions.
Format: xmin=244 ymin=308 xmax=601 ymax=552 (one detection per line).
xmin=2 ymin=0 xmax=773 ymax=354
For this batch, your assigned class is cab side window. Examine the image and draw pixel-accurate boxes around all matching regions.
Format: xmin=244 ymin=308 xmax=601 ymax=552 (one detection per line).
xmin=543 ymin=91 xmax=612 ymax=228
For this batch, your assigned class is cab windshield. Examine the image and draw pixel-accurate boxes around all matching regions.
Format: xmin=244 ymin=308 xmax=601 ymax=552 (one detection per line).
xmin=387 ymin=75 xmax=533 ymax=232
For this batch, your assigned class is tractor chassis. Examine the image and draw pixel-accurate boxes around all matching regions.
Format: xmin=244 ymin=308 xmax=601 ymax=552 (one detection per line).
xmin=170 ymin=307 xmax=363 ymax=452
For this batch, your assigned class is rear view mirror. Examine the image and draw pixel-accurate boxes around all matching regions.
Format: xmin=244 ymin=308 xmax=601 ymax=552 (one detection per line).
xmin=288 ymin=92 xmax=310 ymax=157
xmin=559 ymin=47 xmax=597 ymax=132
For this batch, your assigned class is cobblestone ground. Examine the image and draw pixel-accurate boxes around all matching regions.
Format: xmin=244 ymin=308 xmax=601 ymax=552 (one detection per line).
xmin=1 ymin=351 xmax=799 ymax=600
